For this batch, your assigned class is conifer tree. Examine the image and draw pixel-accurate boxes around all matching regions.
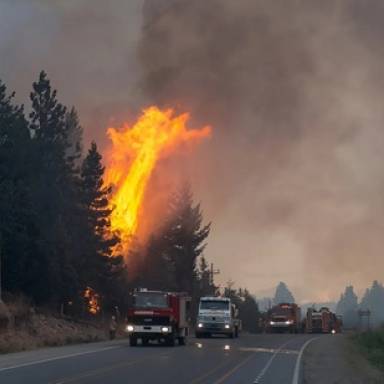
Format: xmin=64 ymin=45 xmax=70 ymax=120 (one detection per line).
xmin=163 ymin=184 xmax=211 ymax=293
xmin=80 ymin=142 xmax=123 ymax=305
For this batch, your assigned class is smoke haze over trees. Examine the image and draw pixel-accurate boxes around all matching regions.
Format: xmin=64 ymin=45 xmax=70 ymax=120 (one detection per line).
xmin=2 ymin=0 xmax=384 ymax=301
xmin=336 ymin=285 xmax=359 ymax=328
xmin=273 ymin=282 xmax=295 ymax=305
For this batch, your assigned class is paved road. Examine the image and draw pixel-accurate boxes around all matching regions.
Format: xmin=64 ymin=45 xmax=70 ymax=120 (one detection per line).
xmin=0 ymin=334 xmax=318 ymax=384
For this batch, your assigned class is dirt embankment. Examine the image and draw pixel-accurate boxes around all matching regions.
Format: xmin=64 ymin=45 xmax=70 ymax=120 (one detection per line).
xmin=303 ymin=334 xmax=384 ymax=384
xmin=0 ymin=300 xmax=114 ymax=354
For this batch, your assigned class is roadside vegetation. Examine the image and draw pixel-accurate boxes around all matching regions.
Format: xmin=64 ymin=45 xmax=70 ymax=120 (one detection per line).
xmin=353 ymin=328 xmax=384 ymax=372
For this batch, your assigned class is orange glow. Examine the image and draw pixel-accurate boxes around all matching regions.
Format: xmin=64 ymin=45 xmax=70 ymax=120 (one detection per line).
xmin=104 ymin=106 xmax=211 ymax=255
xmin=84 ymin=287 xmax=101 ymax=315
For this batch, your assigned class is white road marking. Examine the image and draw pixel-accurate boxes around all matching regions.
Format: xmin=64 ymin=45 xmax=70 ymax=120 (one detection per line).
xmin=291 ymin=337 xmax=318 ymax=384
xmin=0 ymin=346 xmax=120 ymax=372
xmin=253 ymin=339 xmax=293 ymax=383
xmin=239 ymin=347 xmax=299 ymax=355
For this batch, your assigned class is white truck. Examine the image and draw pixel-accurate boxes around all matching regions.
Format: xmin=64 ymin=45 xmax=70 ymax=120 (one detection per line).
xmin=195 ymin=297 xmax=241 ymax=338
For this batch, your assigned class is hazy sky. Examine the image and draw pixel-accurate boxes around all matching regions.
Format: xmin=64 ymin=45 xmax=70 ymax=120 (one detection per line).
xmin=1 ymin=0 xmax=384 ymax=303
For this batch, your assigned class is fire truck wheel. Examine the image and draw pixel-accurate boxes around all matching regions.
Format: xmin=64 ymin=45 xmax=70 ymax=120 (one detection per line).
xmin=178 ymin=336 xmax=186 ymax=346
xmin=166 ymin=335 xmax=176 ymax=346
xmin=129 ymin=336 xmax=138 ymax=347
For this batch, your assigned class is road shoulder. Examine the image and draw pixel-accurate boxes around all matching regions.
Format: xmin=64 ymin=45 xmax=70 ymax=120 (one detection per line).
xmin=302 ymin=334 xmax=384 ymax=384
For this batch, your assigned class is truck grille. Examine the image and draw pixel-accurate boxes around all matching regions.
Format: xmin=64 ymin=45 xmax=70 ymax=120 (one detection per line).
xmin=129 ymin=315 xmax=170 ymax=325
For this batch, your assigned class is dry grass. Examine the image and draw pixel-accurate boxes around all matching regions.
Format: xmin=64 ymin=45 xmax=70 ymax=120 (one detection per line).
xmin=0 ymin=299 xmax=108 ymax=354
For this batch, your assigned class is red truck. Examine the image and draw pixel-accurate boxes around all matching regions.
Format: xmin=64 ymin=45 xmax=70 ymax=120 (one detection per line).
xmin=266 ymin=303 xmax=301 ymax=333
xmin=306 ymin=307 xmax=342 ymax=334
xmin=126 ymin=289 xmax=191 ymax=346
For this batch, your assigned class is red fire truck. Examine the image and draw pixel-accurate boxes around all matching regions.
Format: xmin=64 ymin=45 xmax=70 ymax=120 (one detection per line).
xmin=306 ymin=307 xmax=342 ymax=334
xmin=126 ymin=289 xmax=191 ymax=346
xmin=266 ymin=303 xmax=301 ymax=333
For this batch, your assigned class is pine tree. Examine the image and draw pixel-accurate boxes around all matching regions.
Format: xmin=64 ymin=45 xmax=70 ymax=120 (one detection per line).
xmin=360 ymin=281 xmax=384 ymax=327
xmin=80 ymin=142 xmax=123 ymax=306
xmin=336 ymin=285 xmax=358 ymax=328
xmin=0 ymin=80 xmax=37 ymax=294
xmin=274 ymin=282 xmax=295 ymax=304
xmin=163 ymin=184 xmax=211 ymax=293
xmin=29 ymin=71 xmax=81 ymax=305
xmin=64 ymin=107 xmax=83 ymax=169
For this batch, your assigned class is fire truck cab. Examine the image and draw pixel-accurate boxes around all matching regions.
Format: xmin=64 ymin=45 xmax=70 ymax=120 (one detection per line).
xmin=126 ymin=289 xmax=191 ymax=346
xmin=306 ymin=307 xmax=342 ymax=334
xmin=266 ymin=303 xmax=301 ymax=333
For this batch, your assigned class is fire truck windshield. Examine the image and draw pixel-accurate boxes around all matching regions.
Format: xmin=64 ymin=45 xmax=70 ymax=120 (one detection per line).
xmin=200 ymin=300 xmax=229 ymax=311
xmin=134 ymin=292 xmax=168 ymax=308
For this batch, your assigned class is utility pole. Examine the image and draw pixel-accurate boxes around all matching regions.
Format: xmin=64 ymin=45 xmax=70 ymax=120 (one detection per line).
xmin=209 ymin=263 xmax=220 ymax=286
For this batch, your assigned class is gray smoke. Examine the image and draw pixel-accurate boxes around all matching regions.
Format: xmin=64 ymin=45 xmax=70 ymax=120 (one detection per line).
xmin=1 ymin=0 xmax=384 ymax=301
xmin=139 ymin=0 xmax=384 ymax=301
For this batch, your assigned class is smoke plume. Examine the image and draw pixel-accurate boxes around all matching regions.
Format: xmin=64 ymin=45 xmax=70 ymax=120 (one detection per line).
xmin=2 ymin=0 xmax=384 ymax=301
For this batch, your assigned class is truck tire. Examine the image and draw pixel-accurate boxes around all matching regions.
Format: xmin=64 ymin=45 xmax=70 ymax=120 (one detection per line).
xmin=129 ymin=336 xmax=137 ymax=347
xmin=178 ymin=336 xmax=186 ymax=346
xmin=235 ymin=327 xmax=239 ymax=338
xmin=166 ymin=334 xmax=176 ymax=347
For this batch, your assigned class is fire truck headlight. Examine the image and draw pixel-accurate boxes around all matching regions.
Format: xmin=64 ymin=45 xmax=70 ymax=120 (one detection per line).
xmin=224 ymin=324 xmax=230 ymax=329
xmin=198 ymin=323 xmax=203 ymax=328
xmin=126 ymin=325 xmax=134 ymax=332
xmin=161 ymin=327 xmax=169 ymax=333
xmin=270 ymin=321 xmax=275 ymax=325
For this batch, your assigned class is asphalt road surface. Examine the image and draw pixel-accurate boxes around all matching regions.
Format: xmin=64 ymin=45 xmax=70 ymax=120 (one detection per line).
xmin=0 ymin=334 xmax=318 ymax=384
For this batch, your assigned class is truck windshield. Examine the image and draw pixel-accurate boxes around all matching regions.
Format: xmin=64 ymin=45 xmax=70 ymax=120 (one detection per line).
xmin=134 ymin=293 xmax=168 ymax=308
xmin=200 ymin=301 xmax=229 ymax=311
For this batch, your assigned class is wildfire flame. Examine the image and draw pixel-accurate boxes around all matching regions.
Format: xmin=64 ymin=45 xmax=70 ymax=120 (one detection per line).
xmin=104 ymin=106 xmax=211 ymax=255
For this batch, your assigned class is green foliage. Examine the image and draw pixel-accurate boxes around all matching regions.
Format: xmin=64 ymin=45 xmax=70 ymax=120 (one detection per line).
xmin=354 ymin=328 xmax=384 ymax=371
xmin=224 ymin=283 xmax=261 ymax=333
xmin=0 ymin=72 xmax=124 ymax=313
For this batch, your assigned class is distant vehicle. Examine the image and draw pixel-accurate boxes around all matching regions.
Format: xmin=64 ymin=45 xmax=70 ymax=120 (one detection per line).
xmin=195 ymin=296 xmax=241 ymax=338
xmin=266 ymin=303 xmax=301 ymax=333
xmin=126 ymin=289 xmax=191 ymax=346
xmin=306 ymin=307 xmax=342 ymax=334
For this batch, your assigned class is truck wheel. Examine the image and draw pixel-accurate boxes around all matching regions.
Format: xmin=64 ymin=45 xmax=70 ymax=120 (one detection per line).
xmin=166 ymin=335 xmax=176 ymax=347
xmin=129 ymin=336 xmax=137 ymax=347
xmin=195 ymin=332 xmax=202 ymax=338
xmin=235 ymin=327 xmax=239 ymax=338
xmin=178 ymin=337 xmax=186 ymax=346
xmin=229 ymin=331 xmax=234 ymax=339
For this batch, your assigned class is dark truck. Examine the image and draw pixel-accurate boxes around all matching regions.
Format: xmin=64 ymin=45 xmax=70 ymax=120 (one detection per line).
xmin=266 ymin=303 xmax=301 ymax=333
xmin=126 ymin=289 xmax=191 ymax=346
xmin=306 ymin=307 xmax=342 ymax=334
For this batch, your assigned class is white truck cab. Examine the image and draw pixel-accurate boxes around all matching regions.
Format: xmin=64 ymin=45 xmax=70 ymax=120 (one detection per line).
xmin=195 ymin=297 xmax=241 ymax=338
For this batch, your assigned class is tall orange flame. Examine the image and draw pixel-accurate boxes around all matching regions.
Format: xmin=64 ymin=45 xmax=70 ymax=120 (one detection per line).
xmin=104 ymin=106 xmax=211 ymax=255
